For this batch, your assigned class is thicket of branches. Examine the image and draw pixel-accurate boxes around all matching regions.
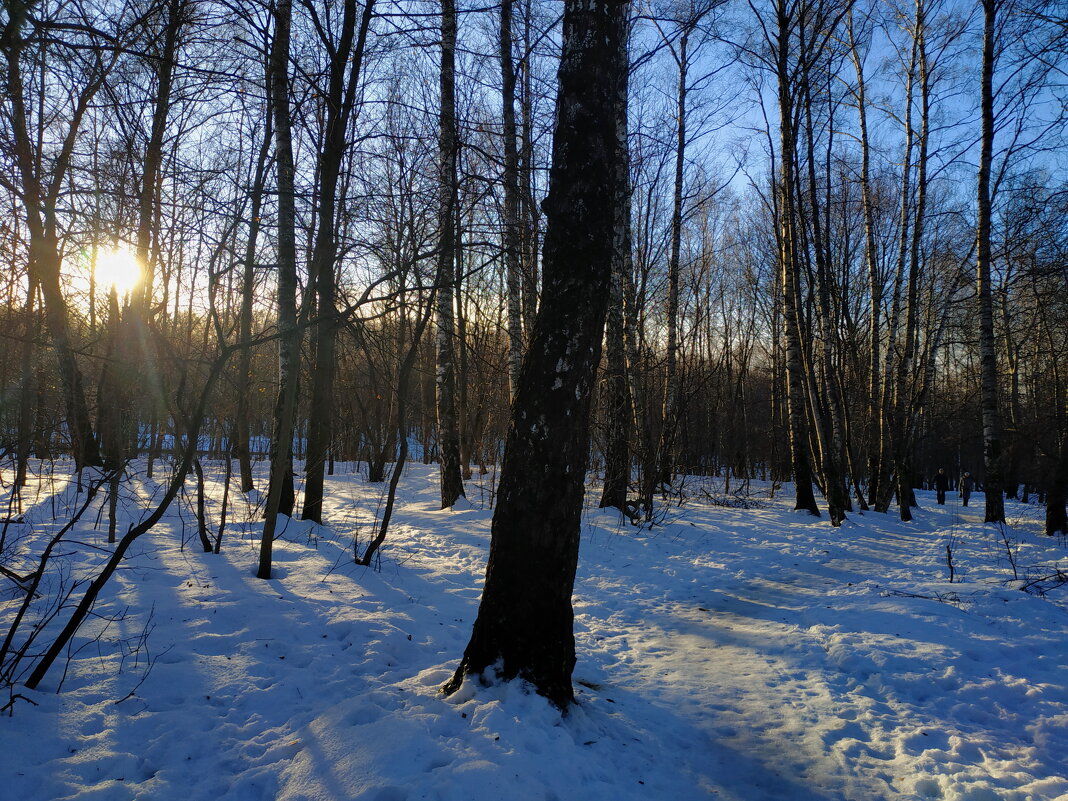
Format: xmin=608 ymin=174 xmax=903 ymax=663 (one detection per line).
xmin=0 ymin=0 xmax=1065 ymax=538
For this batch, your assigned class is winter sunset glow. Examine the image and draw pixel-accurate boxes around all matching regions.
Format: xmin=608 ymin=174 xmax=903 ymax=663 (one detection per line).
xmin=94 ymin=246 xmax=141 ymax=295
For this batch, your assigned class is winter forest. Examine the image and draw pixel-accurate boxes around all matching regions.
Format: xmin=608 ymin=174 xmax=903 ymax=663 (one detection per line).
xmin=2 ymin=0 xmax=1068 ymax=798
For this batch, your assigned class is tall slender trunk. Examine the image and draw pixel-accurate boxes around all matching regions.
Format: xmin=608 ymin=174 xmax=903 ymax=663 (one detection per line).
xmin=657 ymin=30 xmax=688 ymax=489
xmin=890 ymin=1 xmax=928 ymax=522
xmin=15 ymin=279 xmax=36 ymax=491
xmin=977 ymin=0 xmax=1005 ymax=523
xmin=236 ymin=112 xmax=273 ymax=493
xmin=304 ymin=0 xmax=376 ymax=522
xmin=136 ymin=0 xmax=183 ymax=319
xmin=257 ymin=0 xmax=300 ymax=580
xmin=775 ymin=1 xmax=819 ymax=516
xmin=600 ymin=28 xmax=633 ymax=513
xmin=519 ymin=0 xmax=539 ymax=332
xmin=1001 ymin=294 xmax=1021 ymax=499
xmin=501 ymin=0 xmax=524 ymax=398
xmin=799 ymin=47 xmax=848 ymax=526
xmin=436 ymin=0 xmax=465 ymax=508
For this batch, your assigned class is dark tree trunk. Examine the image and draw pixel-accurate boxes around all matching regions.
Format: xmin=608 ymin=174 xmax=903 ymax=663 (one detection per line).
xmin=235 ymin=111 xmax=273 ymax=494
xmin=977 ymin=0 xmax=1005 ymax=524
xmin=1047 ymin=444 xmax=1067 ymax=536
xmin=657 ymin=30 xmax=688 ymax=490
xmin=599 ymin=22 xmax=632 ymax=514
xmin=303 ymin=0 xmax=375 ymax=523
xmin=775 ymin=1 xmax=819 ymax=516
xmin=442 ymin=0 xmax=627 ymax=709
xmin=501 ymin=0 xmax=524 ymax=398
xmin=436 ymin=0 xmax=465 ymax=508
xmin=257 ymin=0 xmax=300 ymax=579
xmin=136 ymin=0 xmax=184 ymax=318
xmin=15 ymin=279 xmax=36 ymax=491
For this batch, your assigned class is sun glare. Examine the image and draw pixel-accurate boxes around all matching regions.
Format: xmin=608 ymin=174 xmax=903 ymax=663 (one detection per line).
xmin=96 ymin=247 xmax=142 ymax=295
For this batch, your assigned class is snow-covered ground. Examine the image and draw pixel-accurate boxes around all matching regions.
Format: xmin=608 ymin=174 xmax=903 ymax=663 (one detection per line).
xmin=1 ymin=460 xmax=1066 ymax=801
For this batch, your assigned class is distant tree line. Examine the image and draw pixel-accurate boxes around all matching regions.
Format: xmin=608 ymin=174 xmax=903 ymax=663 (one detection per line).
xmin=0 ymin=0 xmax=1066 ymax=535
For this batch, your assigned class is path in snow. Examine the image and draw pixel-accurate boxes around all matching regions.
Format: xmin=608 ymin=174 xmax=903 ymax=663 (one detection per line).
xmin=2 ymin=465 xmax=1066 ymax=801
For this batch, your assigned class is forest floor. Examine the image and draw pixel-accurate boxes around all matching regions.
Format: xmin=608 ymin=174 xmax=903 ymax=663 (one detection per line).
xmin=1 ymin=460 xmax=1066 ymax=801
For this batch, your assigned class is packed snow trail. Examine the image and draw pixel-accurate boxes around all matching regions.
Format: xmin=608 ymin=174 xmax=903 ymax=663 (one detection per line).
xmin=575 ymin=495 xmax=1068 ymax=800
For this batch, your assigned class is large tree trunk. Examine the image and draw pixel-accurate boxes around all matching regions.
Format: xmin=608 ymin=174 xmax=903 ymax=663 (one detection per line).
xmin=443 ymin=0 xmax=627 ymax=708
xmin=436 ymin=0 xmax=465 ymax=508
xmin=977 ymin=0 xmax=1005 ymax=523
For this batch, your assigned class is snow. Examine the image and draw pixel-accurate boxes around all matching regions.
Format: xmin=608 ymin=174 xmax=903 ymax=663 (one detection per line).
xmin=2 ymin=461 xmax=1067 ymax=801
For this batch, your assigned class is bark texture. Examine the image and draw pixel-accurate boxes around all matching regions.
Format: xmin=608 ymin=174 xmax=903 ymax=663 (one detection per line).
xmin=443 ymin=0 xmax=627 ymax=708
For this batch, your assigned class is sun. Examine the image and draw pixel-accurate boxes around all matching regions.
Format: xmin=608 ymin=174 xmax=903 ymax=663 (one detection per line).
xmin=95 ymin=246 xmax=141 ymax=295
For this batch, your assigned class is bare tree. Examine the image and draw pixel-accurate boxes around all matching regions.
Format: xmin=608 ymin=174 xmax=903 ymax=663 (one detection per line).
xmin=0 ymin=0 xmax=113 ymax=469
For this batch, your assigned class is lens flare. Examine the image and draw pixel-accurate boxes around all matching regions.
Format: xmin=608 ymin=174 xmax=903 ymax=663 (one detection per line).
xmin=95 ymin=247 xmax=141 ymax=295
